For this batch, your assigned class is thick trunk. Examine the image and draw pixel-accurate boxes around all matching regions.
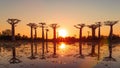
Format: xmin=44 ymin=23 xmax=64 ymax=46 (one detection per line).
xmin=35 ymin=28 xmax=37 ymax=40
xmin=54 ymin=28 xmax=56 ymax=41
xmin=31 ymin=27 xmax=33 ymax=40
xmin=12 ymin=24 xmax=15 ymax=41
xmin=79 ymin=28 xmax=82 ymax=41
xmin=42 ymin=27 xmax=44 ymax=41
xmin=109 ymin=25 xmax=113 ymax=40
xmin=98 ymin=26 xmax=100 ymax=39
xmin=92 ymin=28 xmax=96 ymax=40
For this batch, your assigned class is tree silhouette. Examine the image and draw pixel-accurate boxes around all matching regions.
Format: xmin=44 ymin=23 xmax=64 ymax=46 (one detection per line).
xmin=103 ymin=20 xmax=118 ymax=61
xmin=33 ymin=24 xmax=38 ymax=40
xmin=96 ymin=22 xmax=102 ymax=39
xmin=74 ymin=24 xmax=85 ymax=41
xmin=7 ymin=19 xmax=21 ymax=41
xmin=27 ymin=23 xmax=36 ymax=41
xmin=87 ymin=24 xmax=98 ymax=40
xmin=39 ymin=22 xmax=46 ymax=59
xmin=50 ymin=24 xmax=59 ymax=58
xmin=39 ymin=22 xmax=46 ymax=41
xmin=104 ymin=21 xmax=118 ymax=39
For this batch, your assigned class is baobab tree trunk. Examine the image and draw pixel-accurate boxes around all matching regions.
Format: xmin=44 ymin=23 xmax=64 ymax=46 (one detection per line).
xmin=98 ymin=26 xmax=100 ymax=39
xmin=12 ymin=25 xmax=15 ymax=41
xmin=42 ymin=27 xmax=44 ymax=41
xmin=79 ymin=28 xmax=82 ymax=41
xmin=31 ymin=27 xmax=33 ymax=40
xmin=109 ymin=25 xmax=113 ymax=39
xmin=34 ymin=28 xmax=37 ymax=40
xmin=54 ymin=28 xmax=56 ymax=41
xmin=92 ymin=28 xmax=95 ymax=39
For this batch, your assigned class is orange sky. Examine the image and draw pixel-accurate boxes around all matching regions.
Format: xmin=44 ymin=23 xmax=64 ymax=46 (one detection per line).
xmin=0 ymin=0 xmax=120 ymax=38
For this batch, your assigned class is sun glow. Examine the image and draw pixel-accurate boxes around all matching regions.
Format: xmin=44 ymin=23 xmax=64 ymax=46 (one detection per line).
xmin=58 ymin=29 xmax=68 ymax=37
xmin=59 ymin=43 xmax=66 ymax=49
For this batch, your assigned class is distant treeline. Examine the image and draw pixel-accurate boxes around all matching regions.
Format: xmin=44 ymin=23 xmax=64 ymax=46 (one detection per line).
xmin=0 ymin=34 xmax=120 ymax=43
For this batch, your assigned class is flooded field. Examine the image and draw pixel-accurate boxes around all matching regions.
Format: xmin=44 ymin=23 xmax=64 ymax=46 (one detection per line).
xmin=0 ymin=41 xmax=120 ymax=68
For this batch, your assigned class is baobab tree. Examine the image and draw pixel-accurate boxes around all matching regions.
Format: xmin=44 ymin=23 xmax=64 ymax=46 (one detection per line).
xmin=103 ymin=20 xmax=118 ymax=61
xmin=39 ymin=22 xmax=46 ymax=41
xmin=27 ymin=23 xmax=36 ymax=41
xmin=50 ymin=24 xmax=59 ymax=41
xmin=7 ymin=19 xmax=21 ymax=41
xmin=87 ymin=24 xmax=98 ymax=40
xmin=96 ymin=22 xmax=102 ymax=39
xmin=104 ymin=21 xmax=118 ymax=39
xmin=33 ymin=24 xmax=38 ymax=40
xmin=39 ymin=22 xmax=46 ymax=59
xmin=50 ymin=24 xmax=59 ymax=57
xmin=74 ymin=24 xmax=85 ymax=41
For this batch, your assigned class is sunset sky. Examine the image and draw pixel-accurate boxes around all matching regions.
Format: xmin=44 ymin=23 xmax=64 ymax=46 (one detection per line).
xmin=0 ymin=0 xmax=120 ymax=38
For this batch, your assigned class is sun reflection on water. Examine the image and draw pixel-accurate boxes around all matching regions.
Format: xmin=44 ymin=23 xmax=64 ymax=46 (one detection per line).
xmin=59 ymin=43 xmax=66 ymax=50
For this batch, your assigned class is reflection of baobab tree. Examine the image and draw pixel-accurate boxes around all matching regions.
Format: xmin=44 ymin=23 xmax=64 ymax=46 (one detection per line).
xmin=9 ymin=47 xmax=22 ymax=64
xmin=39 ymin=22 xmax=46 ymax=59
xmin=50 ymin=24 xmax=59 ymax=58
xmin=103 ymin=21 xmax=118 ymax=61
xmin=46 ymin=28 xmax=49 ymax=53
xmin=87 ymin=24 xmax=98 ymax=57
xmin=8 ymin=42 xmax=22 ymax=64
xmin=97 ymin=40 xmax=102 ymax=60
xmin=7 ymin=19 xmax=21 ymax=41
xmin=28 ymin=42 xmax=37 ymax=60
xmin=34 ymin=42 xmax=38 ymax=56
xmin=74 ymin=24 xmax=85 ymax=58
xmin=90 ymin=42 xmax=98 ymax=57
xmin=27 ymin=23 xmax=37 ymax=40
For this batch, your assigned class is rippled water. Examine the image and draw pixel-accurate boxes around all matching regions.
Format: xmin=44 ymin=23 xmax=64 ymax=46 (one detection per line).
xmin=0 ymin=41 xmax=120 ymax=68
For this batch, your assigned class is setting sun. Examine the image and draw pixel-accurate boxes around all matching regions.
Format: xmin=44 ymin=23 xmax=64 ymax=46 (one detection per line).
xmin=58 ymin=29 xmax=68 ymax=37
